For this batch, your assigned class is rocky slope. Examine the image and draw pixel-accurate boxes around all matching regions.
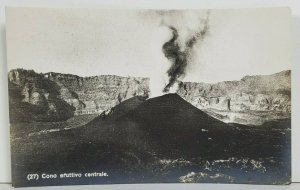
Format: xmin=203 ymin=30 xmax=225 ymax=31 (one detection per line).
xmin=8 ymin=69 xmax=149 ymax=122
xmin=177 ymin=70 xmax=291 ymax=125
xmin=8 ymin=69 xmax=290 ymax=124
xmin=177 ymin=70 xmax=291 ymax=112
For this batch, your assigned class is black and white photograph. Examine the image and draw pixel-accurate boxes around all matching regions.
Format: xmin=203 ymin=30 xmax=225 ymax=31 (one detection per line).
xmin=6 ymin=7 xmax=291 ymax=187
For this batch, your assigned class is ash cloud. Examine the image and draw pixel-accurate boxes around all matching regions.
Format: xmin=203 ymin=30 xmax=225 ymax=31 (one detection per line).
xmin=162 ymin=11 xmax=210 ymax=93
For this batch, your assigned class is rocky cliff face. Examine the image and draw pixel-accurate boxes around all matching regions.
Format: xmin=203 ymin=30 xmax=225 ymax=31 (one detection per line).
xmin=177 ymin=70 xmax=291 ymax=125
xmin=8 ymin=69 xmax=149 ymax=122
xmin=43 ymin=72 xmax=149 ymax=115
xmin=8 ymin=69 xmax=76 ymax=122
xmin=8 ymin=69 xmax=290 ymax=125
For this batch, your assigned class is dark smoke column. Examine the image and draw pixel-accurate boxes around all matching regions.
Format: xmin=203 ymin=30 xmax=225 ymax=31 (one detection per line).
xmin=162 ymin=11 xmax=210 ymax=93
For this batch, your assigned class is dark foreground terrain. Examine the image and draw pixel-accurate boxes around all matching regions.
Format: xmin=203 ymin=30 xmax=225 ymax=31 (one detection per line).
xmin=10 ymin=94 xmax=291 ymax=187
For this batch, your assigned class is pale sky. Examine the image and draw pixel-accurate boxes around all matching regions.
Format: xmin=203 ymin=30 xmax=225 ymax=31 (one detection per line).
xmin=6 ymin=7 xmax=291 ymax=86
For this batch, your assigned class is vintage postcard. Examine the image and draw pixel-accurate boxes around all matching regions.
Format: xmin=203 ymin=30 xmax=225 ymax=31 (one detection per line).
xmin=6 ymin=7 xmax=291 ymax=187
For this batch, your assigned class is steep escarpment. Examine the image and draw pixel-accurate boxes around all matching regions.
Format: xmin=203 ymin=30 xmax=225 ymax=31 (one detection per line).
xmin=8 ymin=69 xmax=76 ymax=122
xmin=8 ymin=69 xmax=149 ymax=122
xmin=44 ymin=72 xmax=149 ymax=114
xmin=178 ymin=70 xmax=290 ymax=112
xmin=177 ymin=70 xmax=291 ymax=124
xmin=8 ymin=69 xmax=290 ymax=125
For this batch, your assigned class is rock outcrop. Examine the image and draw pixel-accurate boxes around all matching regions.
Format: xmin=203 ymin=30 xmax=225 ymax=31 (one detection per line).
xmin=8 ymin=69 xmax=149 ymax=122
xmin=43 ymin=72 xmax=149 ymax=115
xmin=8 ymin=69 xmax=290 ymax=125
xmin=8 ymin=69 xmax=76 ymax=122
xmin=177 ymin=70 xmax=291 ymax=125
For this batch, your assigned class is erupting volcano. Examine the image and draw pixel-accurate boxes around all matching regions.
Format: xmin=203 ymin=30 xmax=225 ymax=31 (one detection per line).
xmin=162 ymin=11 xmax=210 ymax=93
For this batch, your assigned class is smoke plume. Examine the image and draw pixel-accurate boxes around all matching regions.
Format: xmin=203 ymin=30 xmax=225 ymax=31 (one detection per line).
xmin=162 ymin=11 xmax=210 ymax=93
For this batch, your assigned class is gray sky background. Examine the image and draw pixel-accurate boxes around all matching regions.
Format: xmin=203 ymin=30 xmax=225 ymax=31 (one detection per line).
xmin=6 ymin=7 xmax=291 ymax=91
